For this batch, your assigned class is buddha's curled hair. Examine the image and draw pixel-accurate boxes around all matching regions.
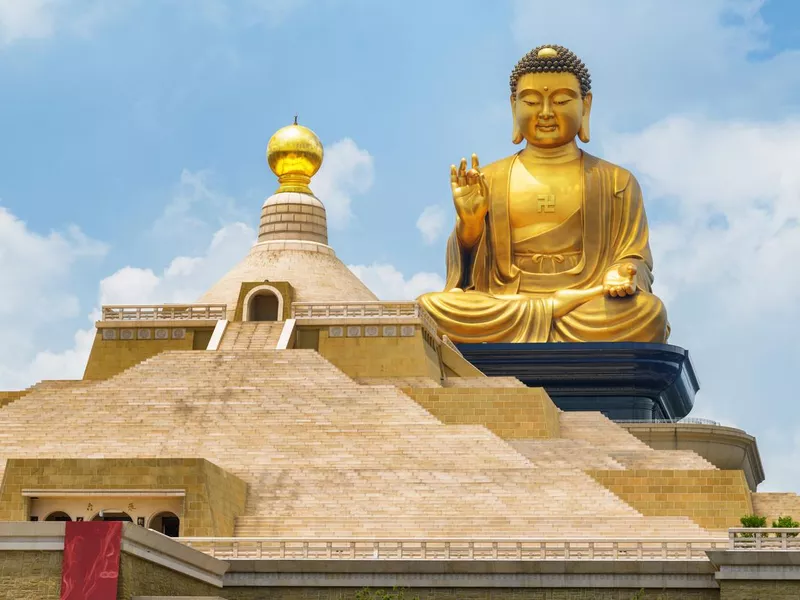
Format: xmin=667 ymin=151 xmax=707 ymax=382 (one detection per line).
xmin=510 ymin=45 xmax=592 ymax=98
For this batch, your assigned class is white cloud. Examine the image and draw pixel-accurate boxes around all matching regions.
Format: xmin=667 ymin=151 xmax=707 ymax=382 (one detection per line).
xmin=151 ymin=169 xmax=248 ymax=245
xmin=507 ymin=0 xmax=800 ymax=492
xmin=416 ymin=205 xmax=449 ymax=245
xmin=313 ymin=138 xmax=374 ymax=229
xmin=0 ymin=0 xmax=125 ymax=45
xmin=101 ymin=222 xmax=255 ymax=305
xmin=603 ymin=118 xmax=800 ymax=492
xmin=0 ymin=0 xmax=55 ymax=44
xmin=509 ymin=0 xmax=798 ymax=127
xmin=0 ymin=205 xmax=106 ymax=388
xmin=348 ymin=263 xmax=444 ymax=301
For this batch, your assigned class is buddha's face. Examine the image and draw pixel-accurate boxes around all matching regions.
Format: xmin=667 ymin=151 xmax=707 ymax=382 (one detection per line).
xmin=512 ymin=72 xmax=592 ymax=148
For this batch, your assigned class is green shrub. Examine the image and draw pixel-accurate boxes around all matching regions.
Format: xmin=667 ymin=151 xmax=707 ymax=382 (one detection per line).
xmin=772 ymin=515 xmax=799 ymax=537
xmin=740 ymin=514 xmax=767 ymax=528
xmin=355 ymin=587 xmax=420 ymax=600
xmin=738 ymin=514 xmax=767 ymax=538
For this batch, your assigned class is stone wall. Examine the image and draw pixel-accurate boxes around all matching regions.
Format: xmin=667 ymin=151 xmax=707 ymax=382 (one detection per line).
xmin=118 ymin=553 xmax=222 ymax=600
xmin=406 ymin=387 xmax=561 ymax=440
xmin=587 ymin=469 xmax=752 ymax=530
xmin=318 ymin=328 xmax=441 ymax=380
xmin=83 ymin=328 xmax=209 ymax=380
xmin=226 ymin=588 xmax=719 ymax=599
xmin=0 ymin=550 xmax=62 ymax=600
xmin=719 ymin=581 xmax=800 ymax=599
xmin=0 ymin=458 xmax=246 ymax=536
xmin=751 ymin=492 xmax=800 ymax=524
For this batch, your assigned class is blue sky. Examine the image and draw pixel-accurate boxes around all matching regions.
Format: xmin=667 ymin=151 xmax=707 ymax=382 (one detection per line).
xmin=1 ymin=0 xmax=800 ymax=492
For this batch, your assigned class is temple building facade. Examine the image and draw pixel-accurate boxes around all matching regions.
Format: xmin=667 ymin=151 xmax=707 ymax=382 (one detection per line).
xmin=0 ymin=122 xmax=798 ymax=599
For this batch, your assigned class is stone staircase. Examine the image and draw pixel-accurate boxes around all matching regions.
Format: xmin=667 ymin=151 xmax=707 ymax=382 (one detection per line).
xmin=512 ymin=413 xmax=716 ymax=472
xmin=218 ymin=322 xmax=284 ymax=350
xmin=0 ymin=349 xmax=713 ymax=539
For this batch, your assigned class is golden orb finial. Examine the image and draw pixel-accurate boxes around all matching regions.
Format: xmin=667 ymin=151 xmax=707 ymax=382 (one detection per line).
xmin=537 ymin=47 xmax=558 ymax=59
xmin=266 ymin=119 xmax=324 ymax=195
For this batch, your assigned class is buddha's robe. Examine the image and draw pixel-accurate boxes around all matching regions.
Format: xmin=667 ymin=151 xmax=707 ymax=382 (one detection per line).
xmin=418 ymin=152 xmax=669 ymax=343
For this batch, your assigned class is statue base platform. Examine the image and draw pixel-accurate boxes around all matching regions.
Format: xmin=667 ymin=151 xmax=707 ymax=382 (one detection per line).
xmin=455 ymin=342 xmax=698 ymax=422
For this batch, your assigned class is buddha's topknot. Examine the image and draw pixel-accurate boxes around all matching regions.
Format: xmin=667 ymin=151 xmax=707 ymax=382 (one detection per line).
xmin=510 ymin=45 xmax=591 ymax=98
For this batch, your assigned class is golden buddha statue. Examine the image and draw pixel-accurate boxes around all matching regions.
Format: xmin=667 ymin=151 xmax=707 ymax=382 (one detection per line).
xmin=419 ymin=45 xmax=669 ymax=344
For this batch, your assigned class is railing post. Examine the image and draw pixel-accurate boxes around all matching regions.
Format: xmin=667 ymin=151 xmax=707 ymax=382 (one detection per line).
xmin=516 ymin=542 xmax=522 ymax=560
xmin=351 ymin=541 xmax=356 ymax=559
xmin=637 ymin=542 xmax=643 ymax=559
xmin=685 ymin=542 xmax=692 ymax=559
xmin=469 ymin=542 xmax=474 ymax=559
xmin=492 ymin=542 xmax=498 ymax=559
xmin=662 ymin=541 xmax=667 ymax=559
xmin=422 ymin=542 xmax=427 ymax=559
xmin=588 ymin=542 xmax=594 ymax=560
xmin=445 ymin=542 xmax=450 ymax=559
xmin=613 ymin=542 xmax=619 ymax=559
xmin=233 ymin=541 xmax=239 ymax=559
xmin=280 ymin=541 xmax=285 ymax=559
xmin=729 ymin=529 xmax=736 ymax=550
xmin=304 ymin=541 xmax=310 ymax=559
xmin=326 ymin=541 xmax=332 ymax=558
xmin=782 ymin=532 xmax=788 ymax=550
xmin=257 ymin=541 xmax=262 ymax=559
xmin=756 ymin=533 xmax=762 ymax=550
xmin=564 ymin=542 xmax=570 ymax=560
xmin=373 ymin=541 xmax=379 ymax=559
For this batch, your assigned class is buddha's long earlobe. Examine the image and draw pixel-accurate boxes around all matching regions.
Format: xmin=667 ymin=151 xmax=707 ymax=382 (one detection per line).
xmin=510 ymin=96 xmax=523 ymax=145
xmin=578 ymin=92 xmax=593 ymax=144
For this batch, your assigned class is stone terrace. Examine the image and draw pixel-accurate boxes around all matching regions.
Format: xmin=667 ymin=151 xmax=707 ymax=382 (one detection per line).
xmin=0 ymin=349 xmax=716 ymax=539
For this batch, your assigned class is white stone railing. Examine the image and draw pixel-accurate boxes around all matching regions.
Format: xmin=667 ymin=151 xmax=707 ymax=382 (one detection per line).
xmin=291 ymin=302 xmax=440 ymax=342
xmin=176 ymin=537 xmax=728 ymax=561
xmin=101 ymin=304 xmax=227 ymax=322
xmin=729 ymin=528 xmax=800 ymax=550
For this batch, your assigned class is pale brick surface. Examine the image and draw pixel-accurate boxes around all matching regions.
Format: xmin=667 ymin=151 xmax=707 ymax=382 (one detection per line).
xmin=405 ymin=387 xmax=561 ymax=440
xmin=751 ymin=491 xmax=800 ymax=522
xmin=587 ymin=469 xmax=753 ymax=530
xmin=0 ymin=349 xmax=713 ymax=539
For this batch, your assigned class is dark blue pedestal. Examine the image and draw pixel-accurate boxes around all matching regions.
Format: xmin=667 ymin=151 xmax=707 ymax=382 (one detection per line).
xmin=456 ymin=342 xmax=699 ymax=422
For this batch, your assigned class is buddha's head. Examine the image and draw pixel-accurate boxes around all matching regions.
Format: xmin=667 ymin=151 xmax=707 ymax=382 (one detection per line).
xmin=509 ymin=45 xmax=593 ymax=148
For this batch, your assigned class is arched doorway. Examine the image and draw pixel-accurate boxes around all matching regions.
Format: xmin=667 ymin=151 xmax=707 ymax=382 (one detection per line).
xmin=148 ymin=511 xmax=180 ymax=537
xmin=250 ymin=292 xmax=279 ymax=321
xmin=91 ymin=511 xmax=133 ymax=522
xmin=243 ymin=285 xmax=284 ymax=322
xmin=44 ymin=511 xmax=72 ymax=522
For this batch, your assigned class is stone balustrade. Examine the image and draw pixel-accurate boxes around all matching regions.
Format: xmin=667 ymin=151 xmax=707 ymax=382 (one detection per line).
xmin=101 ymin=304 xmax=227 ymax=322
xmin=291 ymin=301 xmax=440 ymax=341
xmin=729 ymin=527 xmax=800 ymax=549
xmin=177 ymin=537 xmax=728 ymax=561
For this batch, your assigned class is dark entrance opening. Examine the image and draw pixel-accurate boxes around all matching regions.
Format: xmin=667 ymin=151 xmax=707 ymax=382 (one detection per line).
xmin=249 ymin=292 xmax=279 ymax=321
xmin=45 ymin=511 xmax=72 ymax=522
xmin=149 ymin=512 xmax=180 ymax=537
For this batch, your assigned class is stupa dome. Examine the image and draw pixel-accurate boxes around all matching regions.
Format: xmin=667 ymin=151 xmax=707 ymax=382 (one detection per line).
xmin=198 ymin=120 xmax=377 ymax=318
xmin=266 ymin=121 xmax=324 ymax=195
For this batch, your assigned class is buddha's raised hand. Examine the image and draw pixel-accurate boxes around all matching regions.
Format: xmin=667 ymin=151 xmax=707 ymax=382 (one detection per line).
xmin=452 ymin=154 xmax=489 ymax=247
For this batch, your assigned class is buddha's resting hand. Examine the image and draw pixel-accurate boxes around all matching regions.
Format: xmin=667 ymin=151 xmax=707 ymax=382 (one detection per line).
xmin=452 ymin=154 xmax=489 ymax=248
xmin=603 ymin=263 xmax=638 ymax=298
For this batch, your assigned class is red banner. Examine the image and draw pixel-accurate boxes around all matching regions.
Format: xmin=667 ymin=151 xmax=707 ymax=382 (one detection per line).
xmin=60 ymin=521 xmax=122 ymax=600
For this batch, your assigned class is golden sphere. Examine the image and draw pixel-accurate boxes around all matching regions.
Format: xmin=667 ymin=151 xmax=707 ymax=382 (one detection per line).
xmin=537 ymin=47 xmax=558 ymax=59
xmin=266 ymin=123 xmax=324 ymax=180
